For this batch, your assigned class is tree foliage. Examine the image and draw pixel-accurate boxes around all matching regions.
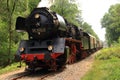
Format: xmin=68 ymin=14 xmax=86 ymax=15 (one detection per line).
xmin=82 ymin=22 xmax=99 ymax=39
xmin=50 ymin=0 xmax=98 ymax=39
xmin=0 ymin=0 xmax=40 ymax=66
xmin=101 ymin=4 xmax=120 ymax=46
xmin=50 ymin=0 xmax=81 ymax=26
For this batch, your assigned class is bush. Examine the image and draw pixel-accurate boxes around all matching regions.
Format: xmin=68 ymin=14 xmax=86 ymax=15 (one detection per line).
xmin=81 ymin=43 xmax=120 ymax=80
xmin=95 ymin=45 xmax=120 ymax=60
xmin=81 ymin=58 xmax=120 ymax=80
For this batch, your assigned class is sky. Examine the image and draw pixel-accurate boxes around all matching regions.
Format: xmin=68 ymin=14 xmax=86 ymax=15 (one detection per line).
xmin=38 ymin=0 xmax=120 ymax=41
xmin=77 ymin=0 xmax=120 ymax=41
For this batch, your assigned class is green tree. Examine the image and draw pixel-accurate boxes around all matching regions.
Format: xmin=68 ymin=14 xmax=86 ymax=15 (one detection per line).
xmin=0 ymin=0 xmax=18 ymax=65
xmin=50 ymin=0 xmax=98 ymax=39
xmin=101 ymin=4 xmax=120 ymax=46
xmin=50 ymin=0 xmax=81 ymax=26
xmin=82 ymin=22 xmax=99 ymax=39
xmin=0 ymin=0 xmax=40 ymax=66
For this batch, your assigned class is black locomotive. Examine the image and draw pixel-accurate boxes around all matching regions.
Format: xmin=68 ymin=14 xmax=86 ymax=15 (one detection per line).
xmin=16 ymin=7 xmax=73 ymax=39
xmin=15 ymin=7 xmax=102 ymax=71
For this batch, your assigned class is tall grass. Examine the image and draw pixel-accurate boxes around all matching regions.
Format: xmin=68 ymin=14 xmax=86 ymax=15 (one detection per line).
xmin=81 ymin=58 xmax=120 ymax=80
xmin=95 ymin=47 xmax=120 ymax=60
xmin=81 ymin=42 xmax=120 ymax=80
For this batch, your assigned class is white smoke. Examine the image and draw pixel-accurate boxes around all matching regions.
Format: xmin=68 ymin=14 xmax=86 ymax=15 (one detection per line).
xmin=37 ymin=0 xmax=54 ymax=8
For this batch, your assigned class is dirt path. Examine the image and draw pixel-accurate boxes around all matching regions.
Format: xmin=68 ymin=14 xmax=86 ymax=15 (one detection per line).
xmin=0 ymin=53 xmax=96 ymax=80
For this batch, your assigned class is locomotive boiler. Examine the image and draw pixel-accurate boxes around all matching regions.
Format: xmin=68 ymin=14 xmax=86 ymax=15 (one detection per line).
xmin=15 ymin=7 xmax=102 ymax=71
xmin=16 ymin=7 xmax=68 ymax=40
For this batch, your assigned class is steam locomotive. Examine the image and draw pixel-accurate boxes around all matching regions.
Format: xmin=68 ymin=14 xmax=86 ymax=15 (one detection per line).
xmin=15 ymin=7 xmax=102 ymax=71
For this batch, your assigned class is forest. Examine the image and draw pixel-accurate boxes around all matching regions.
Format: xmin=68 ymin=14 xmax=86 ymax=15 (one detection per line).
xmin=0 ymin=0 xmax=41 ymax=66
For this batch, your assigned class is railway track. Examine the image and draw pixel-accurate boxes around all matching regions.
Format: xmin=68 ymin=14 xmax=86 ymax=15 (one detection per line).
xmin=10 ymin=68 xmax=61 ymax=80
xmin=11 ymin=72 xmax=50 ymax=80
xmin=11 ymin=72 xmax=30 ymax=80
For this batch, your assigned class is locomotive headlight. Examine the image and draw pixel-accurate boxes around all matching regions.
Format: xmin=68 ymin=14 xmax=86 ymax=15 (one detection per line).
xmin=19 ymin=47 xmax=24 ymax=52
xmin=48 ymin=45 xmax=53 ymax=51
xmin=35 ymin=14 xmax=40 ymax=19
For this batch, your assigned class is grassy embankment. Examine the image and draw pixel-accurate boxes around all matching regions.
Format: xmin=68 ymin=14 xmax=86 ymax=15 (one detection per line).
xmin=0 ymin=63 xmax=25 ymax=75
xmin=81 ymin=44 xmax=120 ymax=80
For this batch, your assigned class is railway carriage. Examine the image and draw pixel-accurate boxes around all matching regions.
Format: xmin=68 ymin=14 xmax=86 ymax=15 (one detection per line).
xmin=81 ymin=32 xmax=97 ymax=54
xmin=96 ymin=40 xmax=103 ymax=50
